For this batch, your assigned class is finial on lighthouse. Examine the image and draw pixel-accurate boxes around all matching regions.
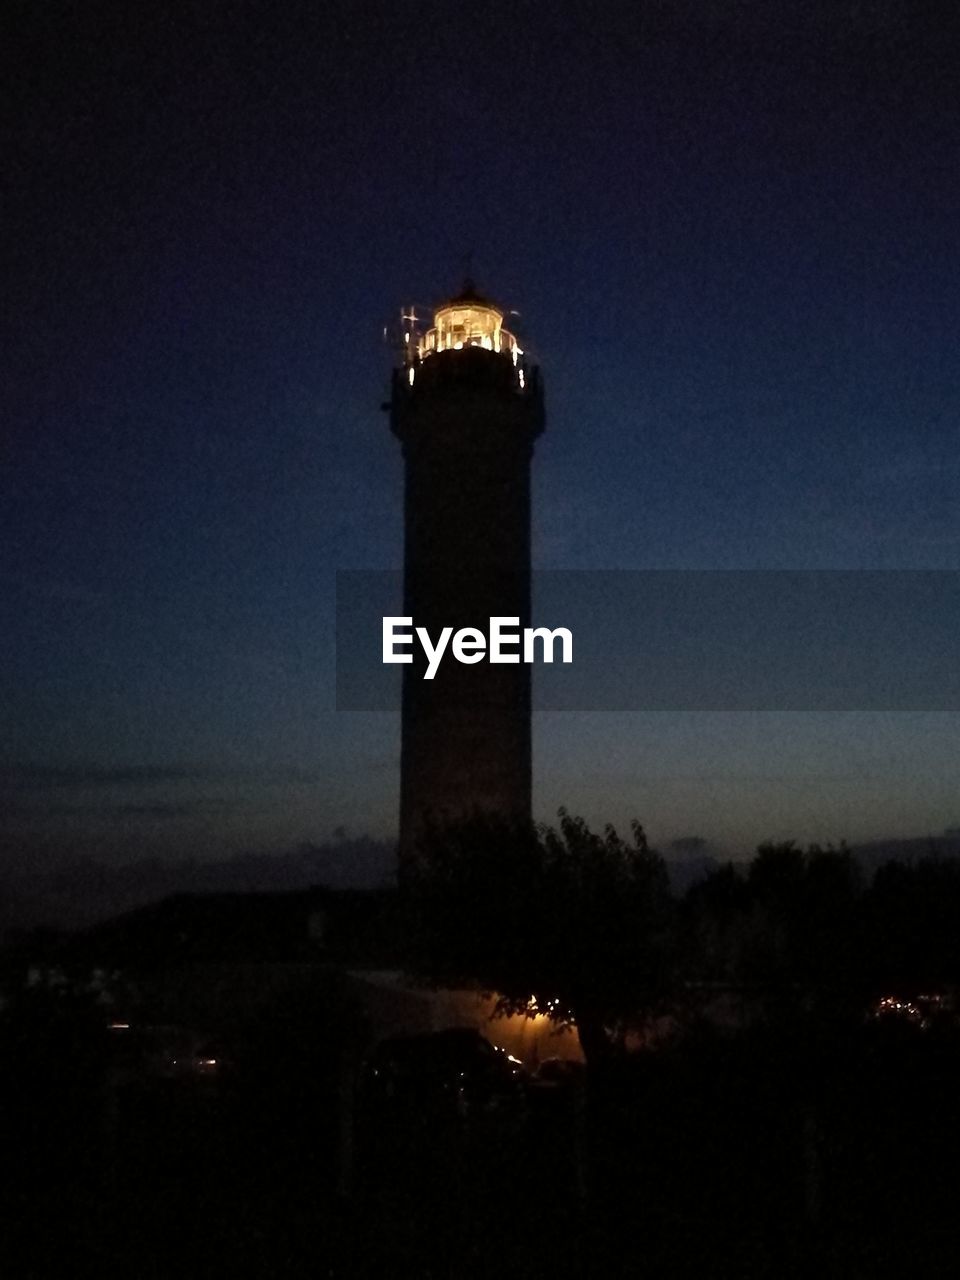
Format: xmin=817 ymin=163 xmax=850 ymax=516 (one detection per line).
xmin=450 ymin=275 xmax=490 ymax=307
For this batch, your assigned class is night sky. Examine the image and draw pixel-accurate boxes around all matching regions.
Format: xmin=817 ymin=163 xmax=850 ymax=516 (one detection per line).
xmin=4 ymin=1 xmax=960 ymax=883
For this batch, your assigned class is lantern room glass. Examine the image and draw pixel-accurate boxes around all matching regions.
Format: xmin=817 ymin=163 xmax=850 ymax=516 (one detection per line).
xmin=415 ymin=304 xmax=522 ymax=364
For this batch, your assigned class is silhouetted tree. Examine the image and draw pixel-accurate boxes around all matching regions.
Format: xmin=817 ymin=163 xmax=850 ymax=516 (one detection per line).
xmin=404 ymin=809 xmax=675 ymax=1066
xmin=867 ymin=855 xmax=960 ymax=989
xmin=681 ymin=859 xmax=750 ymax=985
xmin=683 ymin=841 xmax=865 ymax=1031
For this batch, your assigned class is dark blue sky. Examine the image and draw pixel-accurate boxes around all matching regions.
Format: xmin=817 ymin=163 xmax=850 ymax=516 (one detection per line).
xmin=4 ymin=0 xmax=960 ymax=872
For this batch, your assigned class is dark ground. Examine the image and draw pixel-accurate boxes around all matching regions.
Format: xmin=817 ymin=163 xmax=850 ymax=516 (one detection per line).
xmin=3 ymin=1013 xmax=960 ymax=1278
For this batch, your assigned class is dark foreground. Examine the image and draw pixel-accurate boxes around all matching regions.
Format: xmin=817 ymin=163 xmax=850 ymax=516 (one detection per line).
xmin=4 ymin=1008 xmax=960 ymax=1279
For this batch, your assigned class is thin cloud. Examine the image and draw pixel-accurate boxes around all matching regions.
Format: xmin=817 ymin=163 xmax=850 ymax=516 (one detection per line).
xmin=2 ymin=764 xmax=212 ymax=790
xmin=3 ymin=799 xmax=222 ymax=821
xmin=1 ymin=762 xmax=341 ymax=793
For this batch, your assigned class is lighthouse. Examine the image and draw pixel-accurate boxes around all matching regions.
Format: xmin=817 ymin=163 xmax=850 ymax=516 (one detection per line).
xmin=388 ymin=282 xmax=545 ymax=862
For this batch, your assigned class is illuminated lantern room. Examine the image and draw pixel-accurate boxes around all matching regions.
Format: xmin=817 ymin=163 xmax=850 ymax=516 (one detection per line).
xmin=408 ymin=281 xmax=523 ymax=367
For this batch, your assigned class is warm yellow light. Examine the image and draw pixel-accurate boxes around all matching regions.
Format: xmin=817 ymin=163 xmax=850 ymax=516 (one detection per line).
xmin=408 ymin=366 xmax=415 ymax=386
xmin=414 ymin=296 xmax=528 ymax=372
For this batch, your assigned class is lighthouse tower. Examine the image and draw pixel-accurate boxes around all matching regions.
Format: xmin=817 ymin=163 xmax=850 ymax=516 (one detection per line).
xmin=389 ymin=282 xmax=545 ymax=862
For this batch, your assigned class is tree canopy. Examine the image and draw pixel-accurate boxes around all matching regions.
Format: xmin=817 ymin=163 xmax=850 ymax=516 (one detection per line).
xmin=404 ymin=809 xmax=674 ymax=1063
xmin=405 ymin=811 xmax=960 ymax=1064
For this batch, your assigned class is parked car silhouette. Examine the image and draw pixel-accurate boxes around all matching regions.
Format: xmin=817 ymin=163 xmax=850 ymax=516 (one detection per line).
xmin=360 ymin=1027 xmax=527 ymax=1120
xmin=532 ymin=1057 xmax=585 ymax=1089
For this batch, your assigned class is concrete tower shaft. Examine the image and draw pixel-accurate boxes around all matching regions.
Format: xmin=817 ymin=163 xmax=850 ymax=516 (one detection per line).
xmin=389 ymin=285 xmax=545 ymax=861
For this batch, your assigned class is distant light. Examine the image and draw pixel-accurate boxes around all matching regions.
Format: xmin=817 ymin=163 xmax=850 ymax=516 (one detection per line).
xmin=110 ymin=1022 xmax=130 ymax=1030
xmin=408 ymin=366 xmax=415 ymax=386
xmin=518 ymin=369 xmax=525 ymax=389
xmin=404 ymin=331 xmax=410 ymax=343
